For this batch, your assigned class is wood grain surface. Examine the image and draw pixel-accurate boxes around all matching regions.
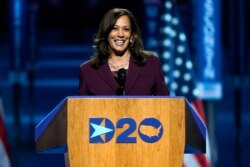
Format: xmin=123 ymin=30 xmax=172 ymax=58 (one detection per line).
xmin=67 ymin=98 xmax=185 ymax=167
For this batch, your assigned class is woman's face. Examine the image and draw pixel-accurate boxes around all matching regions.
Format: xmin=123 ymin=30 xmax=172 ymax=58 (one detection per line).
xmin=108 ymin=15 xmax=132 ymax=54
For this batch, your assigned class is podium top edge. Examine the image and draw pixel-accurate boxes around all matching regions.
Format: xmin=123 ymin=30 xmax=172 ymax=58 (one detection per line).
xmin=65 ymin=95 xmax=187 ymax=99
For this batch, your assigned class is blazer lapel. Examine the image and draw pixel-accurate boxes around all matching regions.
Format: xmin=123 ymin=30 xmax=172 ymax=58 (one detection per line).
xmin=97 ymin=63 xmax=118 ymax=91
xmin=125 ymin=59 xmax=141 ymax=93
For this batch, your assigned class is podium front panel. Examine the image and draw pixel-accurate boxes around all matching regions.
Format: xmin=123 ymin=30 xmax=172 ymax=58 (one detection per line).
xmin=67 ymin=97 xmax=185 ymax=167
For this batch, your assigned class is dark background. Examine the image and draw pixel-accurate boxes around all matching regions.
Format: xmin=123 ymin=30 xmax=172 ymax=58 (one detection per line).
xmin=0 ymin=0 xmax=249 ymax=167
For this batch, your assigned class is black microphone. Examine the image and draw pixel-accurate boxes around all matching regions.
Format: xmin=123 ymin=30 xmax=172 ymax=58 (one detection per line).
xmin=118 ymin=68 xmax=126 ymax=84
xmin=116 ymin=68 xmax=126 ymax=95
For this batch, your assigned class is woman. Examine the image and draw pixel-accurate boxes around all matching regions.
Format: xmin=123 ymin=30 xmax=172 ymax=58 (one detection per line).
xmin=79 ymin=8 xmax=169 ymax=96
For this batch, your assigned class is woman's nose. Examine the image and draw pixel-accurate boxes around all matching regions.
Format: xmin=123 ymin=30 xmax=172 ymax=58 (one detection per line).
xmin=117 ymin=29 xmax=124 ymax=37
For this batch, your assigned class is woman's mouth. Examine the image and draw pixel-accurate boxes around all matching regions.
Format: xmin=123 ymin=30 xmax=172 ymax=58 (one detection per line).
xmin=114 ymin=39 xmax=126 ymax=46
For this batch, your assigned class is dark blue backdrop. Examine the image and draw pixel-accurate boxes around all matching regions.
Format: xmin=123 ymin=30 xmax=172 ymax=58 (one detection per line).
xmin=0 ymin=0 xmax=249 ymax=167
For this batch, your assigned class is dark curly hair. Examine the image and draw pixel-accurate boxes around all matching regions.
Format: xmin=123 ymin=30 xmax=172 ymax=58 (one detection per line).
xmin=91 ymin=8 xmax=150 ymax=68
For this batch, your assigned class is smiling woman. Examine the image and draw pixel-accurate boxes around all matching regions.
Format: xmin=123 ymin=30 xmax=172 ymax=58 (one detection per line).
xmin=79 ymin=8 xmax=169 ymax=96
xmin=107 ymin=15 xmax=132 ymax=71
xmin=108 ymin=15 xmax=132 ymax=56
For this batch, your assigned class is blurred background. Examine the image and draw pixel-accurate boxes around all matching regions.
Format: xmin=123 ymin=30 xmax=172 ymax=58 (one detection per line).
xmin=0 ymin=0 xmax=249 ymax=167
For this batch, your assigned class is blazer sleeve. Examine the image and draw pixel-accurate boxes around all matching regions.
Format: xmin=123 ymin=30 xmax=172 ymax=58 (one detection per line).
xmin=154 ymin=57 xmax=170 ymax=96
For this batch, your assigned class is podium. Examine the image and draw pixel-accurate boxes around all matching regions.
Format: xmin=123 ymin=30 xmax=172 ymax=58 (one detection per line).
xmin=35 ymin=96 xmax=206 ymax=167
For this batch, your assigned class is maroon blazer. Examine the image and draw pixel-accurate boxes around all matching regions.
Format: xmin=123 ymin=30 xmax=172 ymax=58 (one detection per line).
xmin=79 ymin=55 xmax=169 ymax=96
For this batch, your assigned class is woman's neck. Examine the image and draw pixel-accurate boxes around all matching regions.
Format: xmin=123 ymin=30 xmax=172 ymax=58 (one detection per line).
xmin=108 ymin=52 xmax=130 ymax=71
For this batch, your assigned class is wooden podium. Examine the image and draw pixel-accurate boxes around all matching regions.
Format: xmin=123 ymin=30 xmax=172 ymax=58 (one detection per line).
xmin=35 ymin=96 xmax=206 ymax=167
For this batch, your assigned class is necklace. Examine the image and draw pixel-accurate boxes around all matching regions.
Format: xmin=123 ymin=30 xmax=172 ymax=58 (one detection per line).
xmin=108 ymin=54 xmax=130 ymax=71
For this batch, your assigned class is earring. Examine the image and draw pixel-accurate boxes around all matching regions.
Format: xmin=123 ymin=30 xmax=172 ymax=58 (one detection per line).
xmin=130 ymin=39 xmax=133 ymax=43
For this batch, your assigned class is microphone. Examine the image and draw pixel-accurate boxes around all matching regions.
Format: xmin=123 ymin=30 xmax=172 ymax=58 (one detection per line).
xmin=117 ymin=68 xmax=126 ymax=84
xmin=116 ymin=68 xmax=126 ymax=95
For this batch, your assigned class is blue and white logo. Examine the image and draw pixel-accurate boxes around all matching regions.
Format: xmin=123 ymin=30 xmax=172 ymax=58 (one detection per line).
xmin=89 ymin=118 xmax=115 ymax=143
xmin=138 ymin=118 xmax=163 ymax=143
xmin=89 ymin=117 xmax=163 ymax=143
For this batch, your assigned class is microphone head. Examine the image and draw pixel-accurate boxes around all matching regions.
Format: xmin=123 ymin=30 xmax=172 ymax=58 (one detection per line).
xmin=117 ymin=68 xmax=126 ymax=80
